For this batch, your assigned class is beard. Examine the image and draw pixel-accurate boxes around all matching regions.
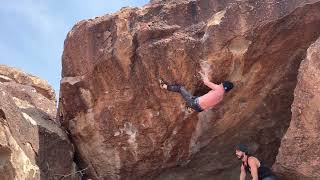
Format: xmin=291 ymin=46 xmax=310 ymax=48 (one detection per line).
xmin=237 ymin=154 xmax=244 ymax=160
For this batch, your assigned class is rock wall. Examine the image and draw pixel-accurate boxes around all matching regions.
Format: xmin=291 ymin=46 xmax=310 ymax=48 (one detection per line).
xmin=59 ymin=0 xmax=320 ymax=179
xmin=273 ymin=38 xmax=320 ymax=180
xmin=0 ymin=65 xmax=77 ymax=180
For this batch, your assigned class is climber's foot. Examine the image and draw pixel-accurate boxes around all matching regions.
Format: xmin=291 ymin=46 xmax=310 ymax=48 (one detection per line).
xmin=159 ymin=78 xmax=168 ymax=89
xmin=186 ymin=107 xmax=194 ymax=114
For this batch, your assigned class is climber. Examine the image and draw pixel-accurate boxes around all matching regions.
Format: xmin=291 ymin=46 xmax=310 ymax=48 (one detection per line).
xmin=235 ymin=144 xmax=277 ymax=180
xmin=159 ymin=76 xmax=233 ymax=112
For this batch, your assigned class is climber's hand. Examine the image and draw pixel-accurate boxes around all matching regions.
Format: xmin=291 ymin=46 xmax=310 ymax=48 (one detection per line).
xmin=203 ymin=76 xmax=209 ymax=84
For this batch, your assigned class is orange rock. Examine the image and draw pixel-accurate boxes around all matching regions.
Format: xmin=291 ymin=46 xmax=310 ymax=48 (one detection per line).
xmin=0 ymin=65 xmax=76 ymax=180
xmin=59 ymin=0 xmax=320 ymax=179
xmin=273 ymin=38 xmax=320 ymax=180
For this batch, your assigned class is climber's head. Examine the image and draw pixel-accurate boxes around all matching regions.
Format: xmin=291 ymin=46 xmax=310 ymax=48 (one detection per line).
xmin=223 ymin=81 xmax=234 ymax=92
xmin=235 ymin=144 xmax=249 ymax=161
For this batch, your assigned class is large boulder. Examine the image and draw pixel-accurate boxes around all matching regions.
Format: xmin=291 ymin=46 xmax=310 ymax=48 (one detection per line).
xmin=58 ymin=0 xmax=320 ymax=179
xmin=0 ymin=65 xmax=76 ymax=180
xmin=273 ymin=38 xmax=320 ymax=180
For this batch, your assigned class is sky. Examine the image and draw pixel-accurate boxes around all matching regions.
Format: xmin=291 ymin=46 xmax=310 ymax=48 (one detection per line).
xmin=0 ymin=0 xmax=149 ymax=98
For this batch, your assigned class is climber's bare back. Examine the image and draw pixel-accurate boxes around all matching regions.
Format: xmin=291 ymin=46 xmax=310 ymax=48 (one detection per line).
xmin=198 ymin=85 xmax=225 ymax=110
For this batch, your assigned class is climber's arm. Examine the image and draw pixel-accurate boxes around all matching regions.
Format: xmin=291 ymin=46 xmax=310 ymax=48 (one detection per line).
xmin=240 ymin=164 xmax=246 ymax=180
xmin=248 ymin=158 xmax=259 ymax=180
xmin=203 ymin=77 xmax=220 ymax=90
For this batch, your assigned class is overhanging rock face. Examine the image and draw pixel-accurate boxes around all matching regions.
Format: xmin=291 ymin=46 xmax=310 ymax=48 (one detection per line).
xmin=59 ymin=0 xmax=320 ymax=179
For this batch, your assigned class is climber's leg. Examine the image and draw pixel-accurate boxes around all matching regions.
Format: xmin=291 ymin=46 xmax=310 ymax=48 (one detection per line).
xmin=159 ymin=79 xmax=203 ymax=112
xmin=180 ymin=86 xmax=203 ymax=112
xmin=159 ymin=79 xmax=180 ymax=92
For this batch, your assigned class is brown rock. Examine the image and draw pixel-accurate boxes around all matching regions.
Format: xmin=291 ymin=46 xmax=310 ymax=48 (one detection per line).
xmin=59 ymin=0 xmax=320 ymax=179
xmin=0 ymin=65 xmax=76 ymax=180
xmin=0 ymin=65 xmax=56 ymax=101
xmin=273 ymin=38 xmax=320 ymax=180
